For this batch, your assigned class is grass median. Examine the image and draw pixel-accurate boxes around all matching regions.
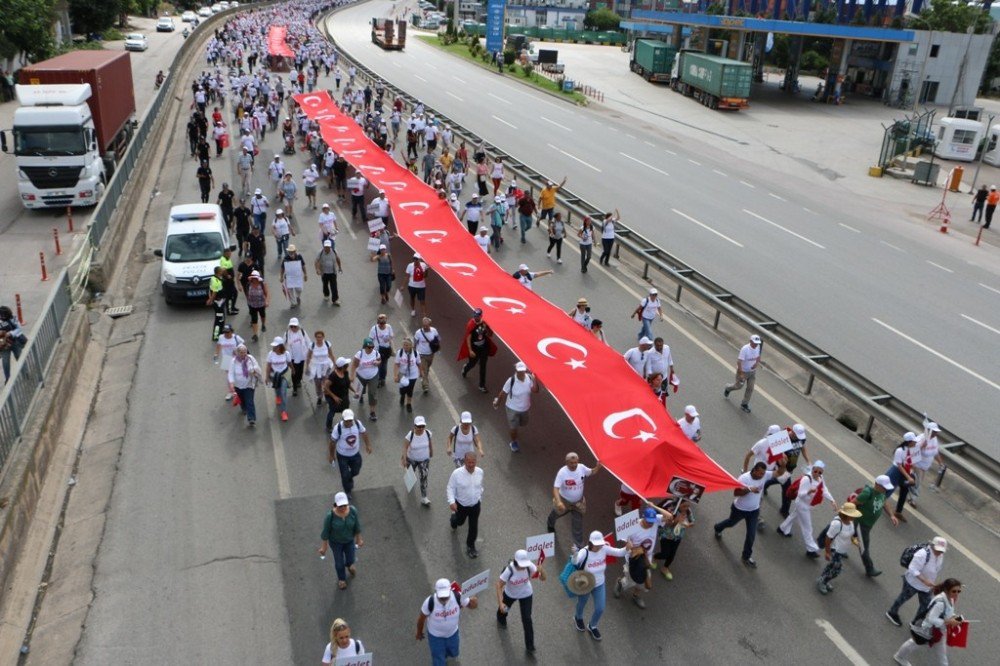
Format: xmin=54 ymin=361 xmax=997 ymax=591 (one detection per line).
xmin=416 ymin=34 xmax=588 ymax=105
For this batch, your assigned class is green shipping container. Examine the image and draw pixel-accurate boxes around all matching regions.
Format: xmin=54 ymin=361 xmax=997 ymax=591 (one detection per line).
xmin=633 ymin=39 xmax=678 ymax=78
xmin=677 ymin=52 xmax=751 ymax=100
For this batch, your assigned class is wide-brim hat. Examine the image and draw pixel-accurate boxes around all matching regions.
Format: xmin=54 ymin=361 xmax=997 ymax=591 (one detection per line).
xmin=567 ymin=570 xmax=596 ymax=595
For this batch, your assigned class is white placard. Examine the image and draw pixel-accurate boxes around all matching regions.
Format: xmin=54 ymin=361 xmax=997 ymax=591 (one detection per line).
xmin=393 ymin=288 xmax=404 ymax=308
xmin=335 ymin=652 xmax=373 ymax=666
xmin=525 ymin=532 xmax=555 ymax=561
xmin=367 ymin=216 xmax=385 ymax=234
xmin=614 ymin=509 xmax=641 ymax=541
xmin=403 ymin=466 xmax=417 ymax=493
xmin=461 ymin=569 xmax=491 ymax=598
xmin=766 ymin=429 xmax=793 ymax=457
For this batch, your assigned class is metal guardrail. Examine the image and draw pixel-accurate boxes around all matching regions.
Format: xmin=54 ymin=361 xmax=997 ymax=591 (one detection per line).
xmin=316 ymin=7 xmax=999 ymax=498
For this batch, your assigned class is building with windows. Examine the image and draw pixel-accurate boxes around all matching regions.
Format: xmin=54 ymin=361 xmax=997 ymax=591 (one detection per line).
xmin=506 ymin=0 xmax=590 ymax=29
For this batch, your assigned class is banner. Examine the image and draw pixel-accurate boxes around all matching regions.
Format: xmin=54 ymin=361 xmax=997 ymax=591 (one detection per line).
xmin=268 ymin=26 xmax=294 ymax=58
xmin=460 ymin=569 xmax=491 ymax=598
xmin=335 ymin=653 xmax=372 ymax=666
xmin=485 ymin=0 xmax=507 ymax=54
xmin=293 ymin=93 xmax=738 ymax=497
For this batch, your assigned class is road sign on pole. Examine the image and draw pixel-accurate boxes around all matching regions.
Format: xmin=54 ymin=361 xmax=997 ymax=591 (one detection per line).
xmin=485 ymin=0 xmax=507 ymax=54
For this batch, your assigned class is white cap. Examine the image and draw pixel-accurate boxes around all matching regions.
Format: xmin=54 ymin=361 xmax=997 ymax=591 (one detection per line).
xmin=750 ymin=334 xmax=762 ymax=344
xmin=792 ymin=424 xmax=807 ymax=439
xmin=270 ymin=336 xmax=284 ymax=346
xmin=479 ymin=227 xmax=488 ymax=233
xmin=514 ymin=549 xmax=531 ymax=567
xmin=903 ymin=431 xmax=917 ymax=442
xmin=518 ymin=263 xmax=529 ymax=271
xmin=335 ymin=356 xmax=350 ymax=368
xmin=288 ymin=317 xmax=300 ymax=326
xmin=322 ymin=202 xmax=330 ymax=208
xmin=931 ymin=536 xmax=948 ymax=552
xmin=379 ymin=244 xmax=387 ymax=250
xmin=684 ymin=405 xmax=698 ymax=417
xmin=276 ymin=208 xmax=284 ymax=215
xmin=460 ymin=411 xmax=472 ymax=424
xmin=812 ymin=460 xmax=825 ymax=470
xmin=639 ymin=336 xmax=653 ymax=345
xmin=342 ymin=409 xmax=355 ymax=420
xmin=588 ymin=530 xmax=605 ymax=547
xmin=334 ymin=492 xmax=349 ymax=507
xmin=413 ymin=252 xmax=421 ymax=260
xmin=515 ymin=361 xmax=527 ymax=372
xmin=927 ymin=422 xmax=941 ymax=432
xmin=323 ymin=239 xmax=332 ymax=247
xmin=450 ymin=193 xmax=457 ymax=201
xmin=495 ymin=195 xmax=503 ymax=203
xmin=766 ymin=424 xmax=781 ymax=435
xmin=875 ymin=474 xmax=894 ymax=491
xmin=649 ymin=288 xmax=658 ymax=295
xmin=435 ymin=578 xmax=452 ymax=598
xmin=254 ymin=188 xmax=262 ymax=194
xmin=414 ymin=415 xmax=426 ymax=426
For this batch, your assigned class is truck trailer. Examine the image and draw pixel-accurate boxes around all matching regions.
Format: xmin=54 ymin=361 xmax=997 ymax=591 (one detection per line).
xmin=630 ymin=39 xmax=677 ymax=83
xmin=372 ymin=18 xmax=406 ymax=50
xmin=1 ymin=51 xmax=136 ymax=209
xmin=670 ymin=51 xmax=751 ymax=110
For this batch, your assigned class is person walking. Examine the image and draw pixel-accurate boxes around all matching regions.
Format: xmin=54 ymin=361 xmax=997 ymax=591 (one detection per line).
xmin=546 ymin=453 xmax=602 ymax=550
xmin=268 ymin=154 xmax=286 ymax=194
xmin=496 ymin=549 xmax=544 ymax=654
xmin=493 ymin=361 xmax=540 ymax=453
xmin=577 ymin=216 xmax=595 ymax=272
xmin=512 ymin=264 xmax=553 ymax=290
xmin=237 ymin=147 xmax=254 ymax=195
xmin=536 ymin=177 xmax=566 ymax=225
xmin=572 ymin=530 xmax=630 ymax=641
xmin=853 ymin=474 xmax=899 ymax=578
xmin=460 ymin=193 xmax=484 ymax=235
xmin=368 ymin=313 xmax=394 ymax=388
xmin=314 ymin=239 xmax=342 ymax=306
xmin=403 ymin=415 xmax=434 ymax=506
xmin=598 ymin=210 xmax=619 ymax=266
xmin=632 ymin=288 xmax=664 ymax=341
xmin=677 ymin=405 xmax=702 ymax=442
xmin=217 ymin=182 xmax=236 ymax=230
xmin=886 ymin=536 xmax=947 ymax=628
xmin=447 ymin=452 xmax=484 ymax=558
xmin=283 ymin=317 xmax=308 ymax=397
xmin=265 ymin=337 xmax=291 ymax=422
xmin=244 ymin=269 xmax=269 ymax=342
xmin=371 ymin=244 xmax=394 ymax=305
xmin=233 ymin=199 xmax=252 ymax=258
xmin=250 ymin=188 xmax=270 ymax=231
xmin=395 ymin=338 xmax=421 ymax=412
xmin=0 ymin=305 xmax=27 ymax=383
xmin=328 ymin=409 xmax=372 ymax=499
xmin=196 ymin=159 xmax=214 ymax=203
xmin=414 ymin=317 xmax=441 ymax=396
xmin=405 ymin=253 xmax=430 ymax=317
xmin=458 ymin=308 xmax=496 ymax=393
xmin=272 ymin=209 xmax=293 ymax=261
xmin=302 ymin=163 xmax=319 ymax=210
xmin=911 ymin=422 xmax=945 ymax=504
xmin=214 ymin=325 xmax=243 ymax=400
xmin=567 ymin=297 xmax=593 ymax=330
xmin=893 ymin=578 xmax=963 ymax=666
xmin=724 ymin=334 xmax=763 ymax=413
xmin=816 ymin=501 xmax=862 ymax=594
xmin=318 ymin=492 xmax=364 ymax=590
xmin=613 ymin=506 xmax=666 ymax=609
xmin=323 ymin=357 xmax=354 ymax=431
xmin=351 ymin=338 xmax=381 ymax=421
xmin=546 ymin=212 xmax=567 ymax=263
xmin=970 ymin=184 xmax=988 ymax=222
xmin=306 ymin=330 xmax=333 ymax=406
xmin=713 ymin=460 xmax=787 ymax=568
xmin=984 ymin=185 xmax=999 ymax=229
xmin=321 ymin=617 xmax=366 ymax=663
xmin=885 ymin=433 xmax=919 ymax=522
xmin=623 ymin=337 xmax=653 ymax=376
xmin=280 ymin=244 xmax=306 ymax=308
xmin=227 ymin=343 xmax=263 ymax=427
xmin=776 ymin=460 xmax=838 ymax=558
xmin=654 ymin=496 xmax=695 ymax=581
xmin=517 ymin=191 xmax=536 ymax=243
xmin=416 ymin=578 xmax=477 ymax=666
xmin=447 ymin=411 xmax=483 ymax=467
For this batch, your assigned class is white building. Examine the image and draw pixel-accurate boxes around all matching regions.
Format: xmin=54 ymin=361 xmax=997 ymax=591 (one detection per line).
xmin=506 ymin=1 xmax=589 ymax=29
xmin=887 ymin=29 xmax=995 ymax=108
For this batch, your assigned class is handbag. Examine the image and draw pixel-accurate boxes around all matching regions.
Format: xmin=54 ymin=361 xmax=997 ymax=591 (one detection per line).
xmin=421 ymin=329 xmax=440 ymax=354
xmin=559 ymin=550 xmax=589 ymax=598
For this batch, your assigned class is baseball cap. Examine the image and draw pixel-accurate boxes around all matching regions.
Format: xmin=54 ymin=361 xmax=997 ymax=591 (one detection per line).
xmin=323 ymin=239 xmax=332 ymax=247
xmin=322 ymin=202 xmax=330 ymax=208
xmin=684 ymin=405 xmax=698 ymax=417
xmin=472 ymin=193 xmax=479 ymax=198
xmin=254 ymin=188 xmax=262 ymax=194
xmin=514 ymin=549 xmax=532 ymax=567
xmin=334 ymin=492 xmax=349 ymax=507
xmin=515 ymin=361 xmax=527 ymax=372
xmin=588 ymin=530 xmax=605 ymax=547
xmin=479 ymin=226 xmax=488 ymax=233
xmin=274 ymin=154 xmax=280 ymax=159
xmin=222 ymin=324 xmax=233 ymax=332
xmin=249 ymin=270 xmax=261 ymax=279
xmin=812 ymin=460 xmax=825 ymax=470
xmin=460 ymin=411 xmax=472 ymax=424
xmin=434 ymin=578 xmax=452 ymax=599
xmin=413 ymin=252 xmax=421 ymax=260
xmin=495 ymin=195 xmax=503 ymax=203
xmin=931 ymin=536 xmax=948 ymax=552
xmin=450 ymin=193 xmax=457 ymax=201
xmin=363 ymin=337 xmax=374 ymax=346
xmin=414 ymin=415 xmax=426 ymax=426
xmin=903 ymin=431 xmax=917 ymax=442
xmin=335 ymin=356 xmax=350 ymax=368
xmin=288 ymin=317 xmax=299 ymax=327
xmin=927 ymin=422 xmax=941 ymax=432
xmin=643 ymin=507 xmax=658 ymax=522
xmin=649 ymin=288 xmax=658 ymax=295
xmin=473 ymin=308 xmax=483 ymax=317
xmin=639 ymin=336 xmax=653 ymax=345
xmin=750 ymin=334 xmax=762 ymax=344
xmin=792 ymin=424 xmax=807 ymax=439
xmin=379 ymin=244 xmax=387 ymax=250
xmin=875 ymin=474 xmax=894 ymax=491
xmin=342 ymin=409 xmax=355 ymax=420
xmin=766 ymin=424 xmax=781 ymax=435
xmin=270 ymin=336 xmax=284 ymax=346
xmin=276 ymin=208 xmax=284 ymax=215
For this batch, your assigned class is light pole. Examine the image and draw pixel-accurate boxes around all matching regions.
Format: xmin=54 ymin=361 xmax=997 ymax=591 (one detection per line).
xmin=969 ymin=112 xmax=996 ymax=192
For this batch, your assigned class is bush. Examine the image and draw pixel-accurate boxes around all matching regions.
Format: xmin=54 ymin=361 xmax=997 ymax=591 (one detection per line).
xmin=800 ymin=50 xmax=828 ymax=73
xmin=103 ymin=28 xmax=125 ymax=42
xmin=502 ymin=49 xmax=516 ymax=65
xmin=523 ymin=62 xmax=534 ymax=77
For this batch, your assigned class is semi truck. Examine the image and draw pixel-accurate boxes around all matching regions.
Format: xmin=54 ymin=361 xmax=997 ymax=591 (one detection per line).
xmin=372 ymin=18 xmax=406 ymax=50
xmin=670 ymin=51 xmax=751 ymax=110
xmin=630 ymin=39 xmax=677 ymax=83
xmin=0 ymin=51 xmax=136 ymax=209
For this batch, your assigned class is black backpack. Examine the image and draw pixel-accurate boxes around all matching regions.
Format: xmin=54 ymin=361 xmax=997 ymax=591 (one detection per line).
xmin=427 ymin=589 xmax=461 ymax=612
xmin=900 ymin=542 xmax=930 ymax=568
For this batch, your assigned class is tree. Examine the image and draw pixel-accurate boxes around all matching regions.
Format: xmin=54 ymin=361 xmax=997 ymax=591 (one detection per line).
xmin=584 ymin=8 xmax=622 ymax=32
xmin=907 ymin=0 xmax=993 ymax=34
xmin=0 ymin=0 xmax=58 ymax=63
xmin=68 ymin=0 xmax=119 ymax=36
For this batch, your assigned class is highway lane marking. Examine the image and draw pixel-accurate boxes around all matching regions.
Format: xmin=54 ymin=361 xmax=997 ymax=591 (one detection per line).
xmin=263 ymin=385 xmax=293 ymax=500
xmin=546 ymin=143 xmax=601 ymax=172
xmin=712 ymin=169 xmax=727 ymax=177
xmin=619 ymin=152 xmax=669 ymax=177
xmin=608 ymin=127 xmax=620 ymax=132
xmin=625 ymin=133 xmax=636 ymax=139
xmin=815 ymin=620 xmax=869 ymax=666
xmin=961 ymin=313 xmax=1000 ymax=335
xmin=452 ymin=75 xmax=466 ymax=83
xmin=446 ymin=91 xmax=464 ymax=102
xmin=487 ymin=92 xmax=511 ymax=105
xmin=425 ymin=64 xmax=438 ymax=70
xmin=871 ymin=318 xmax=1000 ymax=392
xmin=979 ymin=282 xmax=1000 ymax=296
xmin=739 ymin=180 xmax=755 ymax=188
xmin=880 ymin=240 xmax=905 ymax=253
xmin=743 ymin=209 xmax=826 ymax=249
xmin=768 ymin=192 xmax=786 ymax=201
xmin=803 ymin=207 xmax=817 ymax=214
xmin=391 ymin=63 xmax=402 ymax=69
xmin=663 ymin=149 xmax=677 ymax=156
xmin=540 ymin=116 xmax=572 ymax=131
xmin=687 ymin=158 xmax=702 ymax=166
xmin=838 ymin=223 xmax=861 ymax=233
xmin=643 ymin=140 xmax=656 ymax=147
xmin=492 ymin=115 xmax=518 ymax=129
xmin=926 ymin=260 xmax=953 ymax=273
xmin=671 ymin=208 xmax=744 ymax=247
xmin=413 ymin=74 xmax=428 ymax=82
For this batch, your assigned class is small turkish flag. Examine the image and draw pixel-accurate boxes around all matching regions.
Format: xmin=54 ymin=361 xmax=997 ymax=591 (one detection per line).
xmin=603 ymin=533 xmax=619 ymax=564
xmin=232 ymin=393 xmax=241 ymax=407
xmin=947 ymin=621 xmax=969 ymax=648
xmin=532 ymin=550 xmax=545 ymax=579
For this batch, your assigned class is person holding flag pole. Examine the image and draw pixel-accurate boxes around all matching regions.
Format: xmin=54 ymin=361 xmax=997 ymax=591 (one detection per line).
xmin=776 ymin=461 xmax=838 ymax=558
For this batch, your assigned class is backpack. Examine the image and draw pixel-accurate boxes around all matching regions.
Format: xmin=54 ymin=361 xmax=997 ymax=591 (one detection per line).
xmin=426 ymin=589 xmax=461 ymax=612
xmin=785 ymin=476 xmax=803 ymax=500
xmin=411 ymin=261 xmax=425 ymax=282
xmin=900 ymin=542 xmax=930 ymax=569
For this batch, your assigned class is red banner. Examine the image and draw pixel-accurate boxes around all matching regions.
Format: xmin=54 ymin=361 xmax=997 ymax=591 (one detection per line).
xmin=268 ymin=26 xmax=294 ymax=58
xmin=294 ymin=92 xmax=738 ymax=496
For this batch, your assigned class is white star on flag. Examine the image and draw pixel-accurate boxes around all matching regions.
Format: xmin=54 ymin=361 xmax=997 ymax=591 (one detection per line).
xmin=565 ymin=359 xmax=586 ymax=370
xmin=633 ymin=430 xmax=657 ymax=442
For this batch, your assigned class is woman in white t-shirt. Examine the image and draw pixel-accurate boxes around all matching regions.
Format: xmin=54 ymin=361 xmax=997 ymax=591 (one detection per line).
xmin=321 ymin=617 xmax=365 ymax=664
xmin=911 ymin=422 xmax=945 ymax=503
xmin=306 ymin=330 xmax=333 ymax=406
xmin=394 ymin=337 xmax=421 ymax=413
xmin=214 ymin=324 xmax=243 ymax=401
xmin=265 ymin=336 xmax=292 ymax=422
xmin=351 ymin=338 xmax=381 ymax=421
xmin=447 ymin=412 xmax=483 ymax=467
xmin=496 ymin=549 xmax=544 ymax=653
xmin=572 ymin=530 xmax=630 ymax=639
xmin=475 ymin=227 xmax=491 ymax=253
xmin=598 ymin=209 xmax=619 ymax=266
xmin=402 ymin=416 xmax=433 ymax=504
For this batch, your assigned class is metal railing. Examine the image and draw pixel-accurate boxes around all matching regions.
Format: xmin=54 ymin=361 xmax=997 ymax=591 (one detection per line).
xmin=316 ymin=7 xmax=999 ymax=498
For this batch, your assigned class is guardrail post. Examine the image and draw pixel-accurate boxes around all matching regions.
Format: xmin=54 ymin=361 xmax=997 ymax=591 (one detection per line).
xmin=642 ymin=262 xmax=649 ymax=279
xmin=863 ymin=415 xmax=875 ymax=442
xmin=805 ymin=373 xmax=816 ymax=395
xmin=674 ymin=283 xmax=682 ymax=303
xmin=712 ymin=309 xmax=721 ymax=330
xmin=15 ymin=293 xmax=23 ymax=325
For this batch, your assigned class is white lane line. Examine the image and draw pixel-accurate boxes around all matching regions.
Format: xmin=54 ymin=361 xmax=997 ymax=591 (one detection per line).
xmin=980 ymin=282 xmax=1000 ymax=296
xmin=743 ymin=209 xmax=826 ymax=249
xmin=687 ymin=158 xmax=702 ymax=166
xmin=263 ymin=388 xmax=292 ymax=499
xmin=872 ymin=318 xmax=1000 ymax=391
xmin=425 ymin=63 xmax=438 ymax=70
xmin=712 ymin=169 xmax=728 ymax=177
xmin=452 ymin=75 xmax=467 ymax=83
xmin=643 ymin=140 xmax=656 ymax=147
xmin=961 ymin=314 xmax=1000 ymax=336
xmin=487 ymin=92 xmax=510 ymax=105
xmin=838 ymin=222 xmax=861 ymax=233
xmin=671 ymin=208 xmax=744 ymax=247
xmin=768 ymin=192 xmax=786 ymax=201
xmin=492 ymin=115 xmax=518 ymax=129
xmin=880 ymin=240 xmax=905 ymax=253
xmin=663 ymin=149 xmax=677 ymax=156
xmin=739 ymin=180 xmax=755 ymax=188
xmin=540 ymin=116 xmax=571 ymax=131
xmin=803 ymin=207 xmax=817 ymax=215
xmin=413 ymin=74 xmax=427 ymax=82
xmin=619 ymin=152 xmax=669 ymax=177
xmin=391 ymin=63 xmax=402 ymax=69
xmin=446 ymin=91 xmax=464 ymax=102
xmin=815 ymin=620 xmax=870 ymax=666
xmin=625 ymin=133 xmax=636 ymax=139
xmin=926 ymin=260 xmax=953 ymax=273
xmin=546 ymin=143 xmax=601 ymax=172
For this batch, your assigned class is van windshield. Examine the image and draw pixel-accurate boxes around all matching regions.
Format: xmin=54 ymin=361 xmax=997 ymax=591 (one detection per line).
xmin=164 ymin=232 xmax=225 ymax=262
xmin=13 ymin=126 xmax=87 ymax=156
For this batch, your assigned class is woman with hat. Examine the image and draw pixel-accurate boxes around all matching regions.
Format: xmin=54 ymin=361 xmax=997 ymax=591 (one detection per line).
xmin=567 ymin=298 xmax=593 ymax=329
xmin=402 ymin=415 xmax=434 ymax=505
xmin=214 ymin=324 xmax=244 ymax=401
xmin=321 ymin=617 xmax=366 ymax=663
xmin=351 ymin=338 xmax=381 ymax=421
xmin=227 ymin=343 xmax=263 ymax=427
xmin=371 ymin=244 xmax=393 ymax=305
xmin=816 ymin=501 xmax=862 ymax=595
xmin=318 ymin=492 xmax=364 ymax=590
xmin=265 ymin=336 xmax=291 ymax=422
xmin=496 ymin=548 xmax=544 ymax=653
xmin=244 ymin=270 xmax=269 ymax=343
xmin=572 ymin=530 xmax=631 ymax=642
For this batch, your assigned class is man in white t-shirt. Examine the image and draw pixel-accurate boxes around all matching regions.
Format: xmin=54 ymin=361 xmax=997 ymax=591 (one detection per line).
xmin=512 ymin=263 xmax=552 ymax=291
xmin=493 ymin=361 xmax=540 ymax=453
xmin=416 ymin=578 xmax=477 ymax=664
xmin=677 ymin=405 xmax=701 ymax=442
xmin=414 ymin=317 xmax=440 ymax=395
xmin=623 ymin=337 xmax=653 ymax=376
xmin=495 ymin=549 xmax=544 ymax=653
xmin=406 ymin=253 xmax=430 ymax=317
xmin=632 ymin=287 xmax=664 ymax=341
xmin=546 ymin=452 xmax=603 ymax=549
xmin=614 ymin=505 xmax=666 ymax=609
xmin=645 ymin=337 xmax=674 ymax=380
xmin=713 ymin=459 xmax=787 ymax=568
xmin=724 ymin=334 xmax=762 ymax=413
xmin=346 ymin=173 xmax=368 ymax=221
xmin=327 ymin=409 xmax=372 ymax=499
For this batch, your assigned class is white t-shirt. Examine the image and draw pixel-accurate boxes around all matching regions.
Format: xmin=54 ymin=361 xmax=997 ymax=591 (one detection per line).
xmin=217 ymin=333 xmax=243 ymax=371
xmin=414 ymin=327 xmax=439 ymax=356
xmin=571 ymin=309 xmax=592 ymax=329
xmin=396 ymin=349 xmax=420 ymax=380
xmin=475 ymin=233 xmax=490 ymax=252
xmin=825 ymin=517 xmax=856 ymax=555
xmin=749 ymin=437 xmax=776 ymax=469
xmin=369 ymin=324 xmax=394 ymax=349
xmin=267 ymin=350 xmax=291 ymax=374
xmin=499 ymin=561 xmax=537 ymax=599
xmin=421 ymin=592 xmax=470 ymax=639
xmin=573 ymin=544 xmax=628 ymax=587
xmin=732 ymin=470 xmax=773 ymax=512
xmin=915 ymin=434 xmax=940 ymax=471
xmin=628 ymin=518 xmax=662 ymax=563
xmin=332 ymin=421 xmax=367 ymax=457
xmin=321 ymin=638 xmax=365 ymax=664
xmin=645 ymin=346 xmax=672 ymax=378
xmin=601 ymin=219 xmax=616 ymax=240
xmin=272 ymin=217 xmax=290 ymax=236
xmin=553 ymin=464 xmax=592 ymax=503
xmin=738 ymin=344 xmax=761 ymax=373
xmin=640 ymin=297 xmax=660 ymax=320
xmin=677 ymin=416 xmax=701 ymax=442
xmin=347 ymin=176 xmax=367 ymax=196
xmin=623 ymin=347 xmax=646 ymax=376
xmin=284 ymin=328 xmax=309 ymax=363
xmin=406 ymin=261 xmax=428 ymax=288
xmin=450 ymin=424 xmax=479 ymax=460
xmin=503 ymin=374 xmax=534 ymax=412
xmin=354 ymin=348 xmax=380 ymax=380
xmin=893 ymin=445 xmax=915 ymax=473
xmin=405 ymin=429 xmax=432 ymax=462
xmin=516 ymin=271 xmax=536 ymax=290
xmin=302 ymin=167 xmax=319 ymax=187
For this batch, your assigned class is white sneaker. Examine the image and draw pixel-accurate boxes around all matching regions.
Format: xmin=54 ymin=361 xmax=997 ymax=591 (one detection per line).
xmin=225 ymin=392 xmax=233 ymax=401
xmin=421 ymin=496 xmax=431 ymax=506
xmin=558 ymin=258 xmax=563 ymax=264
xmin=893 ymin=654 xmax=911 ymax=666
xmin=410 ymin=309 xmax=416 ymax=316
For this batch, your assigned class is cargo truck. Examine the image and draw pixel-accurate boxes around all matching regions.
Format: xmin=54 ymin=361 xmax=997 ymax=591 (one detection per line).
xmin=0 ymin=51 xmax=136 ymax=209
xmin=372 ymin=18 xmax=406 ymax=50
xmin=670 ymin=51 xmax=751 ymax=110
xmin=630 ymin=39 xmax=677 ymax=83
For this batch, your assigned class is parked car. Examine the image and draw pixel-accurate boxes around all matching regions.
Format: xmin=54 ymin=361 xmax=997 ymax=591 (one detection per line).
xmin=156 ymin=17 xmax=176 ymax=32
xmin=210 ymin=3 xmax=222 ymax=12
xmin=181 ymin=10 xmax=197 ymax=22
xmin=197 ymin=6 xmax=212 ymax=17
xmin=219 ymin=1 xmax=231 ymax=8
xmin=124 ymin=33 xmax=148 ymax=51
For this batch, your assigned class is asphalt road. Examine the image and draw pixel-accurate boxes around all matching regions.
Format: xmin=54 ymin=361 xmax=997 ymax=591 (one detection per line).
xmin=324 ymin=1 xmax=1000 ymax=462
xmin=71 ymin=30 xmax=998 ymax=665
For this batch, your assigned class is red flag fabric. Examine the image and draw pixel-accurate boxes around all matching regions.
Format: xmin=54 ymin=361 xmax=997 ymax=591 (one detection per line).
xmin=946 ymin=621 xmax=969 ymax=648
xmin=293 ymin=92 xmax=738 ymax=496
xmin=267 ymin=26 xmax=294 ymax=58
xmin=603 ymin=533 xmax=619 ymax=565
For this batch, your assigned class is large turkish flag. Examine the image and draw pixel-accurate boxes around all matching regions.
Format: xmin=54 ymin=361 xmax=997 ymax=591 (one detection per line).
xmin=268 ymin=26 xmax=294 ymax=58
xmin=294 ymin=92 xmax=738 ymax=495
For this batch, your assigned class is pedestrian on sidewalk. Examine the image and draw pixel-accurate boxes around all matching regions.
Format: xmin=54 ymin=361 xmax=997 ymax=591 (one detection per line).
xmin=0 ymin=305 xmax=28 ymax=383
xmin=328 ymin=409 xmax=372 ymax=499
xmin=227 ymin=343 xmax=262 ymax=427
xmin=447 ymin=452 xmax=485 ymax=558
xmin=416 ymin=578 xmax=477 ymax=665
xmin=546 ymin=453 xmax=601 ymax=550
xmin=970 ymin=184 xmax=988 ymax=222
xmin=414 ymin=317 xmax=441 ymax=396
xmin=984 ymin=185 xmax=999 ymax=228
xmin=911 ymin=422 xmax=944 ymax=504
xmin=713 ymin=460 xmax=787 ymax=568
xmin=243 ymin=270 xmax=269 ymax=342
xmin=233 ymin=199 xmax=252 ymax=257
xmin=886 ymin=536 xmax=947 ymax=628
xmin=403 ymin=415 xmax=434 ymax=505
xmin=395 ymin=338 xmax=421 ymax=412
xmin=546 ymin=212 xmax=567 ymax=263
xmin=537 ymin=177 xmax=566 ymax=225
xmin=892 ymin=578 xmax=963 ymax=666
xmin=493 ymin=362 xmax=539 ymax=453
xmin=447 ymin=412 xmax=483 ymax=467
xmin=724 ymin=334 xmax=762 ymax=413
xmin=816 ymin=501 xmax=861 ymax=595
xmin=318 ymin=492 xmax=364 ymax=590
xmin=572 ymin=530 xmax=630 ymax=641
xmin=284 ymin=317 xmax=308 ymax=397
xmin=314 ymin=240 xmax=342 ymax=306
xmin=323 ymin=357 xmax=354 ymax=431
xmin=496 ymin=549 xmax=544 ymax=654
xmin=459 ymin=308 xmax=496 ymax=393
xmin=321 ymin=617 xmax=366 ymax=663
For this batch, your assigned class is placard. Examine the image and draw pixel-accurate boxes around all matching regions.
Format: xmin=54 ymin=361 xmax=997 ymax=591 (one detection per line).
xmin=393 ymin=288 xmax=404 ymax=308
xmin=766 ymin=429 xmax=793 ymax=458
xmin=403 ymin=466 xmax=417 ymax=493
xmin=525 ymin=532 xmax=555 ymax=561
xmin=666 ymin=475 xmax=706 ymax=503
xmin=335 ymin=653 xmax=372 ymax=666
xmin=614 ymin=509 xmax=640 ymax=541
xmin=461 ymin=569 xmax=491 ymax=597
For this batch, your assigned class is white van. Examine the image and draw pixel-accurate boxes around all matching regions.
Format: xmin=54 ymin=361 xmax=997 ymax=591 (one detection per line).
xmin=154 ymin=204 xmax=233 ymax=304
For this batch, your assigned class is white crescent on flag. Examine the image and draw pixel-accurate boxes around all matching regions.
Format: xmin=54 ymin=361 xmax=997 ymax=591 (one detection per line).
xmin=482 ymin=296 xmax=527 ymax=314
xmin=537 ymin=337 xmax=588 ymax=369
xmin=603 ymin=408 xmax=658 ymax=442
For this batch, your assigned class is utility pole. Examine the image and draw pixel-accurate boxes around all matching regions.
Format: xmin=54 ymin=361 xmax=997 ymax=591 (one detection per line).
xmin=969 ymin=112 xmax=996 ymax=192
xmin=948 ymin=26 xmax=975 ymax=116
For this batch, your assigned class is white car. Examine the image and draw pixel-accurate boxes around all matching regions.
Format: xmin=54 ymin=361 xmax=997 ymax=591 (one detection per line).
xmin=154 ymin=205 xmax=234 ymax=304
xmin=219 ymin=1 xmax=230 ymax=8
xmin=124 ymin=33 xmax=148 ymax=51
xmin=181 ymin=10 xmax=197 ymax=22
xmin=210 ymin=3 xmax=222 ymax=12
xmin=198 ymin=7 xmax=212 ymax=17
xmin=156 ymin=17 xmax=175 ymax=32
